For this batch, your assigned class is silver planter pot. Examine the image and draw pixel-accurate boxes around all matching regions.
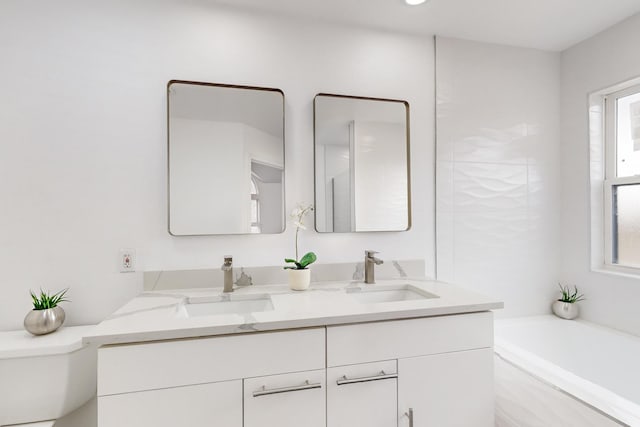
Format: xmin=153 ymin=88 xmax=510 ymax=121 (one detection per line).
xmin=552 ymin=300 xmax=579 ymax=320
xmin=24 ymin=306 xmax=66 ymax=335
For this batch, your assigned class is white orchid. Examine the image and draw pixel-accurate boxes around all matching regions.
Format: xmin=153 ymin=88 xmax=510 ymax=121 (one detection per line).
xmin=290 ymin=207 xmax=302 ymax=219
xmin=285 ymin=203 xmax=316 ymax=269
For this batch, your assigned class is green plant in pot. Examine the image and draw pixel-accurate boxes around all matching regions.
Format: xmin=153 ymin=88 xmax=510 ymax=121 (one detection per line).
xmin=552 ymin=284 xmax=584 ymax=320
xmin=24 ymin=288 xmax=69 ymax=335
xmin=285 ymin=204 xmax=317 ymax=290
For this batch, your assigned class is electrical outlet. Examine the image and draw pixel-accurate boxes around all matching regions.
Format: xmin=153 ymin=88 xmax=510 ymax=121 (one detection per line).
xmin=120 ymin=249 xmax=136 ymax=273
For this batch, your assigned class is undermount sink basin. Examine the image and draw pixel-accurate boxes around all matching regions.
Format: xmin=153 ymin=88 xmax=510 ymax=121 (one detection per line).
xmin=346 ymin=285 xmax=438 ymax=304
xmin=184 ymin=295 xmax=274 ymax=317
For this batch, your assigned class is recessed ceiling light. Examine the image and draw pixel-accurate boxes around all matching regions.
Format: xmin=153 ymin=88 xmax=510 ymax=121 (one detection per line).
xmin=405 ymin=0 xmax=427 ymax=5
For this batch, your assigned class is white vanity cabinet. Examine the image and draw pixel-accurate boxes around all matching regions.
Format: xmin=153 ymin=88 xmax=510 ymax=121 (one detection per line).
xmin=327 ymin=360 xmax=398 ymax=427
xmin=244 ymin=370 xmax=326 ymax=427
xmin=398 ymin=348 xmax=494 ymax=426
xmin=97 ymin=328 xmax=325 ymax=427
xmin=96 ymin=311 xmax=495 ymax=427
xmin=326 ymin=311 xmax=495 ymax=427
xmin=99 ymin=380 xmax=242 ymax=427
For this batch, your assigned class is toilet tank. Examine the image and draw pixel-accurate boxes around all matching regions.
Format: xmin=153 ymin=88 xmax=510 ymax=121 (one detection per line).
xmin=0 ymin=325 xmax=97 ymax=426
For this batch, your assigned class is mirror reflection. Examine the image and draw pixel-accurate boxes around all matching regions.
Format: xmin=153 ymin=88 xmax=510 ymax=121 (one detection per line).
xmin=168 ymin=81 xmax=285 ymax=235
xmin=314 ymin=94 xmax=410 ymax=233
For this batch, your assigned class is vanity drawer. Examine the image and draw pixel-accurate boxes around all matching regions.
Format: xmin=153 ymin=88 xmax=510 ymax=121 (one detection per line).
xmin=327 ymin=360 xmax=398 ymax=427
xmin=326 ymin=311 xmax=493 ymax=367
xmin=98 ymin=327 xmax=325 ymax=396
xmin=244 ymin=369 xmax=326 ymax=427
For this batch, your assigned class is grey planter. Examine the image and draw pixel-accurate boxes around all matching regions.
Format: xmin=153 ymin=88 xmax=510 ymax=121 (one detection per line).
xmin=24 ymin=306 xmax=66 ymax=335
xmin=552 ymin=301 xmax=579 ymax=320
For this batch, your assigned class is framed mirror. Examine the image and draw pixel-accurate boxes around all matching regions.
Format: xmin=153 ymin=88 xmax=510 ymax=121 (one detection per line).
xmin=314 ymin=94 xmax=411 ymax=233
xmin=168 ymin=81 xmax=285 ymax=236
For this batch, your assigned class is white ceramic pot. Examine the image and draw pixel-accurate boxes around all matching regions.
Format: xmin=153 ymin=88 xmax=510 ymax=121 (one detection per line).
xmin=552 ymin=300 xmax=579 ymax=320
xmin=288 ymin=269 xmax=311 ymax=291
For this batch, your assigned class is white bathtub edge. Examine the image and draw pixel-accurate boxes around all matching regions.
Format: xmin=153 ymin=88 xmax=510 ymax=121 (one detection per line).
xmin=495 ymin=338 xmax=640 ymax=427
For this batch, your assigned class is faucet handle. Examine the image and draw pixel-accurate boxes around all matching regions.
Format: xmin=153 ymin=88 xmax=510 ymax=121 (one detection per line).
xmin=365 ymin=250 xmax=379 ymax=258
xmin=223 ymin=255 xmax=233 ymax=265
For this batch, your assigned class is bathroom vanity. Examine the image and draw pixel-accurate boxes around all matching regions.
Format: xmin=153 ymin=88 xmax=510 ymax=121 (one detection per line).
xmin=85 ymin=279 xmax=502 ymax=427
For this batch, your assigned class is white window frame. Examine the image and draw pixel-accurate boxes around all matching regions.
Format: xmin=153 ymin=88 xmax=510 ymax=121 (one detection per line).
xmin=250 ymin=176 xmax=261 ymax=232
xmin=602 ymin=83 xmax=640 ymax=271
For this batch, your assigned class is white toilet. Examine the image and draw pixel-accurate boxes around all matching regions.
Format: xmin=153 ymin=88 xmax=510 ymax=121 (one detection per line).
xmin=0 ymin=325 xmax=97 ymax=426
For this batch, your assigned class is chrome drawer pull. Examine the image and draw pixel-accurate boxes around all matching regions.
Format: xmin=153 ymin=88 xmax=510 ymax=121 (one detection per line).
xmin=252 ymin=380 xmax=322 ymax=397
xmin=336 ymin=370 xmax=398 ymax=386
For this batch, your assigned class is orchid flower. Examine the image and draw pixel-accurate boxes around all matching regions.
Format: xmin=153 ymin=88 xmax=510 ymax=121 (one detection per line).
xmin=284 ymin=204 xmax=316 ymax=270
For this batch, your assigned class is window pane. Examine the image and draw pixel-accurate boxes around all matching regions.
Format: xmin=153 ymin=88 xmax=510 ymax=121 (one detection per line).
xmin=613 ymin=184 xmax=640 ymax=267
xmin=250 ymin=177 xmax=260 ymax=233
xmin=251 ymin=199 xmax=258 ymax=223
xmin=616 ymin=92 xmax=640 ymax=177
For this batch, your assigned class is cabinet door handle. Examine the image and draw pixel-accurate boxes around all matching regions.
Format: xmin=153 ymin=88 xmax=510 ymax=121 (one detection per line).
xmin=404 ymin=408 xmax=414 ymax=427
xmin=336 ymin=370 xmax=398 ymax=386
xmin=252 ymin=380 xmax=322 ymax=397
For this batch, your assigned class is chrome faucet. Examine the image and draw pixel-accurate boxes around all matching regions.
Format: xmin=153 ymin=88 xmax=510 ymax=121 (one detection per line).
xmin=364 ymin=250 xmax=384 ymax=284
xmin=222 ymin=255 xmax=234 ymax=292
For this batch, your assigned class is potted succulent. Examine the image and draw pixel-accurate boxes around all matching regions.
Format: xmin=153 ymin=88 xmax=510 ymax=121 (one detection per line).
xmin=24 ymin=288 xmax=69 ymax=335
xmin=284 ymin=204 xmax=317 ymax=291
xmin=552 ymin=284 xmax=584 ymax=320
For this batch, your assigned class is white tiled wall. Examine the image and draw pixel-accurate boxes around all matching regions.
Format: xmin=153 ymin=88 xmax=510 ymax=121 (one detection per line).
xmin=435 ymin=37 xmax=561 ymax=316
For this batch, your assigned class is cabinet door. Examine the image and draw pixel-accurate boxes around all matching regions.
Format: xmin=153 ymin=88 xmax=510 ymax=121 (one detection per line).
xmin=327 ymin=360 xmax=398 ymax=427
xmin=398 ymin=348 xmax=494 ymax=427
xmin=244 ymin=369 xmax=325 ymax=427
xmin=98 ymin=380 xmax=242 ymax=427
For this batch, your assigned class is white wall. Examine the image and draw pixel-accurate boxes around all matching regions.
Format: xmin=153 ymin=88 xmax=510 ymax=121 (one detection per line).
xmin=256 ymin=182 xmax=283 ymax=234
xmin=0 ymin=0 xmax=434 ymax=331
xmin=436 ymin=37 xmax=561 ymax=317
xmin=353 ymin=121 xmax=408 ymax=231
xmin=170 ymin=119 xmax=248 ymax=235
xmin=316 ymin=144 xmax=351 ymax=232
xmin=561 ymin=13 xmax=640 ymax=336
xmin=170 ymin=118 xmax=283 ymax=235
xmin=244 ymin=126 xmax=283 ymax=168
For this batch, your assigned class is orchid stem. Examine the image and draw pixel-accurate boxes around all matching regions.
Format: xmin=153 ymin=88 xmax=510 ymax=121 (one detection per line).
xmin=295 ymin=226 xmax=299 ymax=261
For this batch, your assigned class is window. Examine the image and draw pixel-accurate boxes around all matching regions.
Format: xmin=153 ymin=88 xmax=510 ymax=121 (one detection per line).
xmin=250 ymin=177 xmax=261 ymax=233
xmin=604 ymin=84 xmax=640 ymax=269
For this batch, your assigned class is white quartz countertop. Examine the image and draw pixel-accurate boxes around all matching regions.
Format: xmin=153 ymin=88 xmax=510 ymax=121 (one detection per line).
xmin=83 ymin=278 xmax=503 ymax=346
xmin=0 ymin=325 xmax=96 ymax=359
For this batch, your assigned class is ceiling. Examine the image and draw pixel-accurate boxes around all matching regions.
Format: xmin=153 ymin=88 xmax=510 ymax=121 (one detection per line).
xmin=209 ymin=0 xmax=640 ymax=51
xmin=169 ymin=82 xmax=283 ymax=138
xmin=316 ymin=96 xmax=406 ymax=146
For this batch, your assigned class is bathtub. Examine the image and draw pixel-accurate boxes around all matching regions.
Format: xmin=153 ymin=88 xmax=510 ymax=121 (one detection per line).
xmin=495 ymin=315 xmax=640 ymax=426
